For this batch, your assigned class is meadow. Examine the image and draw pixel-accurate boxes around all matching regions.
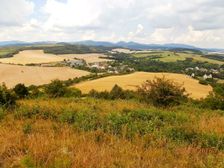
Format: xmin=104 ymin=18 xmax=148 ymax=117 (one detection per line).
xmin=75 ymin=72 xmax=212 ymax=99
xmin=0 ymin=64 xmax=90 ymax=88
xmin=132 ymin=51 xmax=224 ymax=64
xmin=0 ymin=98 xmax=224 ymax=167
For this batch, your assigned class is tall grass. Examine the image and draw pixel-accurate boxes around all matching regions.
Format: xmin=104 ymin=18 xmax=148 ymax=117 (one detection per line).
xmin=0 ymin=98 xmax=224 ymax=167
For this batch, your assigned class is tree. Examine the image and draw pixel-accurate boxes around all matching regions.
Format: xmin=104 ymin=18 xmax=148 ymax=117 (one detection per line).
xmin=138 ymin=77 xmax=187 ymax=107
xmin=202 ymin=83 xmax=224 ymax=110
xmin=110 ymin=84 xmax=125 ymax=99
xmin=13 ymin=84 xmax=29 ymax=98
xmin=45 ymin=80 xmax=67 ymax=98
xmin=0 ymin=84 xmax=16 ymax=107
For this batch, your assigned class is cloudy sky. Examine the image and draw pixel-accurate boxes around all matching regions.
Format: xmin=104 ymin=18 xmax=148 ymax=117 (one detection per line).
xmin=0 ymin=0 xmax=224 ymax=48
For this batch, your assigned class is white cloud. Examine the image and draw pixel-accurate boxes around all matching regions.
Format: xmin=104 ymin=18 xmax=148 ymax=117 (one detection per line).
xmin=0 ymin=0 xmax=224 ymax=48
xmin=0 ymin=0 xmax=34 ymax=26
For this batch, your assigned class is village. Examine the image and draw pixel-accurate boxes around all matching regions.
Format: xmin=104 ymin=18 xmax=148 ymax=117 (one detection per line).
xmin=63 ymin=57 xmax=135 ymax=74
xmin=185 ymin=66 xmax=224 ymax=81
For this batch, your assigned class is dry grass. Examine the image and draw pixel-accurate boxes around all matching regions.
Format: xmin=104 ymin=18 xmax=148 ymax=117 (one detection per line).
xmin=199 ymin=116 xmax=224 ymax=134
xmin=0 ymin=63 xmax=90 ymax=87
xmin=59 ymin=53 xmax=111 ymax=64
xmin=0 ymin=50 xmax=110 ymax=65
xmin=1 ymin=120 xmax=223 ymax=168
xmin=74 ymin=72 xmax=213 ymax=99
xmin=0 ymin=98 xmax=224 ymax=167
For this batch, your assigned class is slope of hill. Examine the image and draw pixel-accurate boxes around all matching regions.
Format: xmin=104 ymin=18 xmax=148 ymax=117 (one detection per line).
xmin=0 ymin=97 xmax=223 ymax=167
xmin=74 ymin=72 xmax=212 ymax=99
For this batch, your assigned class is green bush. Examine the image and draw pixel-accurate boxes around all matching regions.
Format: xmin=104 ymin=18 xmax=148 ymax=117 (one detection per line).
xmin=199 ymin=79 xmax=208 ymax=85
xmin=45 ymin=80 xmax=67 ymax=98
xmin=138 ymin=77 xmax=187 ymax=107
xmin=28 ymin=85 xmax=43 ymax=98
xmin=202 ymin=83 xmax=224 ymax=110
xmin=88 ymin=85 xmax=137 ymax=100
xmin=0 ymin=84 xmax=16 ymax=107
xmin=13 ymin=83 xmax=29 ymax=98
xmin=64 ymin=88 xmax=82 ymax=97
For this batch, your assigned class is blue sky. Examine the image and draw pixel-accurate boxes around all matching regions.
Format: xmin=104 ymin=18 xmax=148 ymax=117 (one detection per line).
xmin=0 ymin=0 xmax=224 ymax=48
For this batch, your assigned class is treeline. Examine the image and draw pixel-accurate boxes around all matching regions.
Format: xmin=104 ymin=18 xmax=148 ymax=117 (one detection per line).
xmin=110 ymin=53 xmax=220 ymax=73
xmin=1 ymin=76 xmax=224 ymax=111
xmin=26 ymin=44 xmax=112 ymax=54
xmin=202 ymin=54 xmax=224 ymax=62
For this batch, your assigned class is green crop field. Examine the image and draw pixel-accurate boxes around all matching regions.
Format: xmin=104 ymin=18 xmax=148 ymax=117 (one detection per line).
xmin=132 ymin=51 xmax=224 ymax=64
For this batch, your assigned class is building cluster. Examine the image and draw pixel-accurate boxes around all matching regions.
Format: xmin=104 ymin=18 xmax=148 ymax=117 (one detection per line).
xmin=63 ymin=58 xmax=135 ymax=74
xmin=185 ymin=66 xmax=223 ymax=80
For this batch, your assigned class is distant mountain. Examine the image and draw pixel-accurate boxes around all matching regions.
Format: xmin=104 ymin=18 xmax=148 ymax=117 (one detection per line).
xmin=0 ymin=41 xmax=57 ymax=47
xmin=0 ymin=40 xmax=223 ymax=52
xmin=0 ymin=41 xmax=28 ymax=46
xmin=74 ymin=41 xmax=200 ymax=50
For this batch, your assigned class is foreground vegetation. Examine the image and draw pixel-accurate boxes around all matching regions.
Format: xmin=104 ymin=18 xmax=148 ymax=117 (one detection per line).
xmin=1 ymin=97 xmax=224 ymax=167
xmin=0 ymin=78 xmax=224 ymax=167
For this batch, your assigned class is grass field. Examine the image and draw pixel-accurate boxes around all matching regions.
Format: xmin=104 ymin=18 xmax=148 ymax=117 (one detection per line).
xmin=132 ymin=51 xmax=224 ymax=64
xmin=74 ymin=72 xmax=212 ymax=99
xmin=0 ymin=98 xmax=224 ymax=167
xmin=0 ymin=64 xmax=90 ymax=87
xmin=0 ymin=47 xmax=20 ymax=58
xmin=0 ymin=50 xmax=110 ymax=65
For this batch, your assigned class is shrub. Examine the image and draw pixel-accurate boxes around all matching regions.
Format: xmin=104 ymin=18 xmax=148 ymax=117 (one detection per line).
xmin=28 ymin=85 xmax=43 ymax=98
xmin=45 ymin=80 xmax=67 ymax=98
xmin=89 ymin=89 xmax=110 ymax=99
xmin=64 ymin=88 xmax=82 ymax=97
xmin=0 ymin=84 xmax=16 ymax=107
xmin=88 ymin=85 xmax=137 ymax=100
xmin=199 ymin=79 xmax=208 ymax=85
xmin=13 ymin=83 xmax=29 ymax=98
xmin=202 ymin=83 xmax=224 ymax=110
xmin=138 ymin=77 xmax=187 ymax=107
xmin=110 ymin=84 xmax=125 ymax=99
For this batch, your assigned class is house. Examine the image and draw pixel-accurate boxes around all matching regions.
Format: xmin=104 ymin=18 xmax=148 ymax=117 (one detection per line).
xmin=68 ymin=59 xmax=85 ymax=67
xmin=195 ymin=67 xmax=200 ymax=70
xmin=203 ymin=74 xmax=212 ymax=80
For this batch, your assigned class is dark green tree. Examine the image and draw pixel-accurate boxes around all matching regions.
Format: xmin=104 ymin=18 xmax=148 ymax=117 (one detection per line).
xmin=45 ymin=80 xmax=67 ymax=98
xmin=13 ymin=84 xmax=29 ymax=98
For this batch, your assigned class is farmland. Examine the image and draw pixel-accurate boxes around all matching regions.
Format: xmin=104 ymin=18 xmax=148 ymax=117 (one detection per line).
xmin=58 ymin=53 xmax=111 ymax=64
xmin=132 ymin=51 xmax=224 ymax=64
xmin=0 ymin=64 xmax=90 ymax=87
xmin=0 ymin=50 xmax=110 ymax=65
xmin=74 ymin=72 xmax=212 ymax=99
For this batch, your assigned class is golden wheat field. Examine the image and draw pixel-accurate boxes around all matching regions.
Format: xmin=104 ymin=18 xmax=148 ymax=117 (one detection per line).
xmin=0 ymin=50 xmax=110 ymax=65
xmin=75 ymin=72 xmax=213 ymax=99
xmin=0 ymin=64 xmax=90 ymax=87
xmin=59 ymin=53 xmax=111 ymax=64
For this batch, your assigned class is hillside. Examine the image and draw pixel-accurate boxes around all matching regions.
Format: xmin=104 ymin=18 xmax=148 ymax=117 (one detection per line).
xmin=0 ymin=98 xmax=224 ymax=167
xmin=74 ymin=72 xmax=212 ymax=99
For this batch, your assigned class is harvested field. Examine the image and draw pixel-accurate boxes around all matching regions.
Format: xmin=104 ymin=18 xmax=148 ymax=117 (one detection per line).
xmin=0 ymin=50 xmax=110 ymax=65
xmin=0 ymin=64 xmax=90 ymax=87
xmin=75 ymin=72 xmax=213 ymax=99
xmin=59 ymin=53 xmax=111 ymax=64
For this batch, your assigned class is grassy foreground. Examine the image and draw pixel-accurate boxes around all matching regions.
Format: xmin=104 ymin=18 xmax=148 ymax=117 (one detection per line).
xmin=0 ymin=98 xmax=224 ymax=167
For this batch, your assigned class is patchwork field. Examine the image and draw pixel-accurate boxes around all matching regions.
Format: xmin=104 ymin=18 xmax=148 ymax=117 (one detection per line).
xmin=75 ymin=72 xmax=213 ymax=99
xmin=59 ymin=53 xmax=111 ymax=64
xmin=0 ymin=50 xmax=110 ymax=65
xmin=132 ymin=51 xmax=224 ymax=64
xmin=0 ymin=64 xmax=90 ymax=87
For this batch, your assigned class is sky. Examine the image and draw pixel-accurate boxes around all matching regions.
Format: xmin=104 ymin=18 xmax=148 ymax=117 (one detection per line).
xmin=0 ymin=0 xmax=224 ymax=48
